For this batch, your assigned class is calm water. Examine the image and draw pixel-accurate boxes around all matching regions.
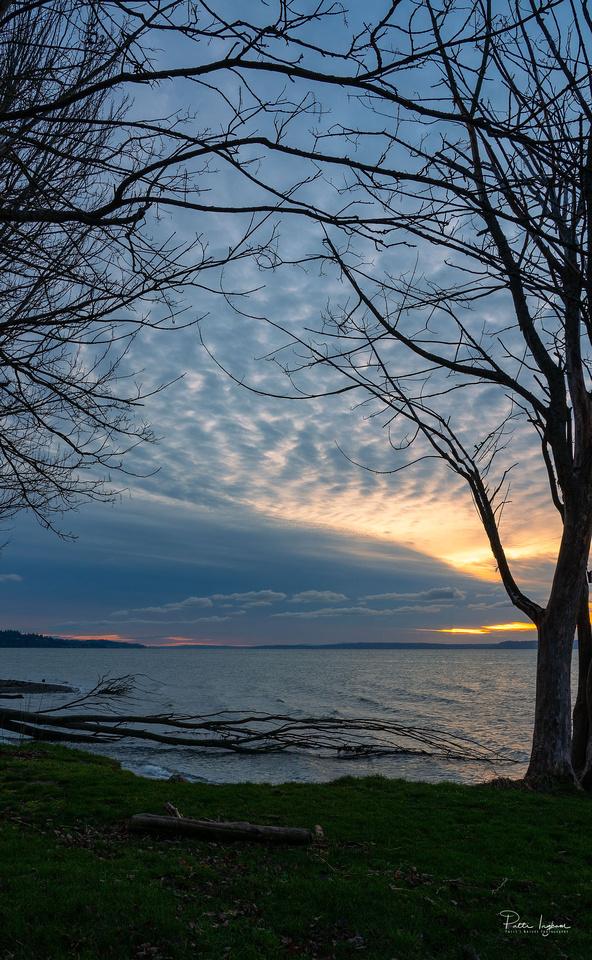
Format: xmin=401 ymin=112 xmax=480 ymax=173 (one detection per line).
xmin=0 ymin=646 xmax=546 ymax=785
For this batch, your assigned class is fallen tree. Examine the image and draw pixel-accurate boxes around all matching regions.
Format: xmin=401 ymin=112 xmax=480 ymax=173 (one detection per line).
xmin=0 ymin=675 xmax=515 ymax=766
xmin=0 ymin=708 xmax=513 ymax=765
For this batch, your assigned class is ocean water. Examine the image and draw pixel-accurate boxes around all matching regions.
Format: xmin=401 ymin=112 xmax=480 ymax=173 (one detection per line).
xmin=0 ymin=645 xmax=546 ymax=785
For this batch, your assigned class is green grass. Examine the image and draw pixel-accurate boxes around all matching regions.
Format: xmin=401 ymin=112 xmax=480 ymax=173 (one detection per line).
xmin=0 ymin=743 xmax=590 ymax=959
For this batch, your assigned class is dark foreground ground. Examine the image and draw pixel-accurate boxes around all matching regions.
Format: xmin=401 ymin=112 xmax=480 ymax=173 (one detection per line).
xmin=0 ymin=742 xmax=590 ymax=959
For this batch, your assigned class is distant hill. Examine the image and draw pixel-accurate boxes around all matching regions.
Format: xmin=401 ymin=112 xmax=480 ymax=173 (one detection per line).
xmin=495 ymin=639 xmax=538 ymax=649
xmin=0 ymin=631 xmax=539 ymax=651
xmin=0 ymin=630 xmax=144 ymax=649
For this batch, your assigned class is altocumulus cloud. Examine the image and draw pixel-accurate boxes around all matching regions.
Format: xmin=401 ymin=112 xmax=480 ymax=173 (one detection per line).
xmin=362 ymin=587 xmax=466 ymax=602
xmin=112 ymin=596 xmax=213 ymax=616
xmin=468 ymin=600 xmax=514 ymax=610
xmin=107 ymin=589 xmax=287 ymax=623
xmin=290 ymin=590 xmax=348 ymax=603
xmin=273 ymin=605 xmax=445 ymax=619
xmin=211 ymin=591 xmax=287 ymax=603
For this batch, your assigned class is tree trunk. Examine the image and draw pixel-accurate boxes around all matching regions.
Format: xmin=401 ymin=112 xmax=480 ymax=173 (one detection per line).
xmin=525 ymin=501 xmax=592 ymax=782
xmin=578 ymin=667 xmax=592 ymax=789
xmin=571 ymin=579 xmax=592 ymax=775
xmin=527 ymin=609 xmax=576 ymax=781
xmin=570 ymin=574 xmax=592 ymax=788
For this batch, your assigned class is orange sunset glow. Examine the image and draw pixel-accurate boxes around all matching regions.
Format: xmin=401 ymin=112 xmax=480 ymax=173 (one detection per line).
xmin=60 ymin=633 xmax=122 ymax=641
xmin=437 ymin=622 xmax=538 ymax=636
xmin=243 ymin=470 xmax=562 ymax=587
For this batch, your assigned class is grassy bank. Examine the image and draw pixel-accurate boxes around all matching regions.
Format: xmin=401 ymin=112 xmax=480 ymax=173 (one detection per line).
xmin=0 ymin=743 xmax=590 ymax=959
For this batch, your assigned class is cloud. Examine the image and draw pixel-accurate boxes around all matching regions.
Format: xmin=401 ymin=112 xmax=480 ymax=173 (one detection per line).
xmin=273 ymin=604 xmax=445 ymax=619
xmin=467 ymin=601 xmax=513 ymax=610
xmin=123 ymin=615 xmax=234 ymax=624
xmin=211 ymin=590 xmax=287 ymax=603
xmin=290 ymin=590 xmax=348 ymax=603
xmin=113 ymin=304 xmax=535 ymax=589
xmin=112 ymin=596 xmax=213 ymax=616
xmin=0 ymin=574 xmax=21 ymax=582
xmin=59 ymin=615 xmax=233 ymax=626
xmin=105 ymin=588 xmax=288 ymax=623
xmin=362 ymin=587 xmax=466 ymax=602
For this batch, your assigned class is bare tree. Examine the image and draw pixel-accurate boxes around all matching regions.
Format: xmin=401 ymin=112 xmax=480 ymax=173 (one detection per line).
xmin=112 ymin=0 xmax=591 ymax=784
xmin=0 ymin=0 xmax=264 ymax=532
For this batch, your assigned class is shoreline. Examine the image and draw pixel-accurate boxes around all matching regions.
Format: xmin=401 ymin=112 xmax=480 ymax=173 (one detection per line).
xmin=0 ymin=679 xmax=77 ymax=695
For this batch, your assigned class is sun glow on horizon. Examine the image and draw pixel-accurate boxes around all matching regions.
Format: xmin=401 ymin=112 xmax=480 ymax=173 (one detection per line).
xmin=486 ymin=622 xmax=537 ymax=631
xmin=59 ymin=633 xmax=138 ymax=643
xmin=437 ymin=621 xmax=537 ymax=635
xmin=239 ymin=480 xmax=561 ymax=588
xmin=157 ymin=637 xmax=251 ymax=647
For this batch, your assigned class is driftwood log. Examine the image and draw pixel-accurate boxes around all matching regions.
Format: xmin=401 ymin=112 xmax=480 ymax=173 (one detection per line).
xmin=128 ymin=813 xmax=313 ymax=845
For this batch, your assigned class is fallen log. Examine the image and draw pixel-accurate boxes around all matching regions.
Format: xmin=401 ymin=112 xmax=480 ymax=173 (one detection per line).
xmin=128 ymin=813 xmax=313 ymax=845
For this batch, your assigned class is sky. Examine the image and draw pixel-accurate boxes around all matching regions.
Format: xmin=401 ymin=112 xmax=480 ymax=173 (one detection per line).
xmin=0 ymin=307 xmax=556 ymax=646
xmin=0 ymin=1 xmax=566 ymax=646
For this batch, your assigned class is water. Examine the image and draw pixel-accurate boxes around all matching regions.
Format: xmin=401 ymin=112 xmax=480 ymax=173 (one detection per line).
xmin=0 ymin=646 xmax=542 ymax=785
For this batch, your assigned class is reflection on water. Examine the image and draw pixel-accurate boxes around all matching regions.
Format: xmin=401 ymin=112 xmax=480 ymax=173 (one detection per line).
xmin=0 ymin=645 xmax=561 ymax=785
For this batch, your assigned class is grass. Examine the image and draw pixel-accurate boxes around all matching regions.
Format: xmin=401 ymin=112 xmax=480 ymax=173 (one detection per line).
xmin=0 ymin=742 xmax=590 ymax=959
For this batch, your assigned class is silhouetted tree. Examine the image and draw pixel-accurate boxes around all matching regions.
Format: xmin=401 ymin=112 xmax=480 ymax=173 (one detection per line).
xmin=0 ymin=0 xmax=261 ymax=532
xmin=133 ymin=0 xmax=591 ymax=784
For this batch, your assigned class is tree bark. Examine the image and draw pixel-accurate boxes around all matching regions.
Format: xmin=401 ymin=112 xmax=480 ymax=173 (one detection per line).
xmin=571 ymin=574 xmax=592 ymax=788
xmin=527 ymin=615 xmax=575 ymax=780
xmin=128 ymin=813 xmax=312 ymax=845
xmin=571 ymin=579 xmax=592 ymax=774
xmin=527 ymin=511 xmax=592 ymax=782
xmin=578 ymin=666 xmax=592 ymax=789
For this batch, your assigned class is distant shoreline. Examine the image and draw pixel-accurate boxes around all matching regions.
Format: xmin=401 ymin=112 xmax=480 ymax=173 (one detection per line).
xmin=241 ymin=640 xmax=539 ymax=650
xmin=0 ymin=630 xmax=145 ymax=649
xmin=0 ymin=630 xmax=538 ymax=650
